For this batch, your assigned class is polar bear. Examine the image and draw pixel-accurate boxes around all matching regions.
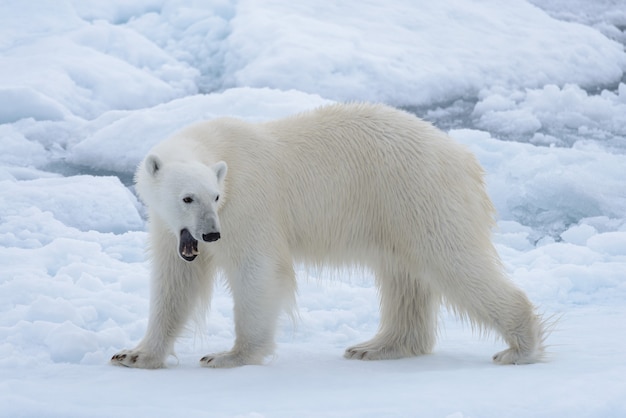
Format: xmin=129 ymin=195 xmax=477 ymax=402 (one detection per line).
xmin=111 ymin=103 xmax=545 ymax=369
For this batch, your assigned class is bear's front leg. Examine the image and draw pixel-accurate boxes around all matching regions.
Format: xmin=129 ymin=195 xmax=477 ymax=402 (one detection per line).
xmin=200 ymin=254 xmax=295 ymax=368
xmin=112 ymin=231 xmax=211 ymax=369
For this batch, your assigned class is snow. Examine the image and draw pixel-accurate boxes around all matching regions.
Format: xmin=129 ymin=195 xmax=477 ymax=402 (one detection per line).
xmin=1 ymin=1 xmax=625 ymax=417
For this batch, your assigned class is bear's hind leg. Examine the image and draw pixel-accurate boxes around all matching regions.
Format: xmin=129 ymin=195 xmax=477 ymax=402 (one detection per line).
xmin=436 ymin=256 xmax=544 ymax=364
xmin=345 ymin=267 xmax=439 ymax=360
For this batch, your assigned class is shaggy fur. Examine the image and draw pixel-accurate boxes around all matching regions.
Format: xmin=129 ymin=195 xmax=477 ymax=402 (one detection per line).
xmin=111 ymin=103 xmax=545 ymax=369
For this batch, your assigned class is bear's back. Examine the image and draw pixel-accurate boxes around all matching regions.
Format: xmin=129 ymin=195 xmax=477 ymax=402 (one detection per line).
xmin=257 ymin=103 xmax=494 ymax=264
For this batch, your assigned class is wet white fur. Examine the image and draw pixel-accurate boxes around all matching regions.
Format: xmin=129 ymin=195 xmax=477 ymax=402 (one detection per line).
xmin=111 ymin=103 xmax=545 ymax=369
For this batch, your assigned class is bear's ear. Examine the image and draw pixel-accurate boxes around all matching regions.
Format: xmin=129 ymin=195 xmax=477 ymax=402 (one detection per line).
xmin=145 ymin=155 xmax=162 ymax=177
xmin=212 ymin=161 xmax=228 ymax=184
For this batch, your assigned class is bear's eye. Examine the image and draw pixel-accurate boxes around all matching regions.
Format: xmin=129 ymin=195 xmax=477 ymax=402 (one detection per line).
xmin=183 ymin=196 xmax=193 ymax=204
xmin=215 ymin=195 xmax=220 ymax=202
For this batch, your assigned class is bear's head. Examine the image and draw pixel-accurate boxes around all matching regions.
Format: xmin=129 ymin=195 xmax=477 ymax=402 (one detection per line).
xmin=137 ymin=154 xmax=228 ymax=262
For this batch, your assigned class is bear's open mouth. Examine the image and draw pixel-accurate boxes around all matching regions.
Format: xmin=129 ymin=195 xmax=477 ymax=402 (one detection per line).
xmin=179 ymin=228 xmax=198 ymax=262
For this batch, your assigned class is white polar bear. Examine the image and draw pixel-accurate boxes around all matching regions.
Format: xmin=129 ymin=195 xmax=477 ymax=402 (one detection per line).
xmin=111 ymin=103 xmax=545 ymax=369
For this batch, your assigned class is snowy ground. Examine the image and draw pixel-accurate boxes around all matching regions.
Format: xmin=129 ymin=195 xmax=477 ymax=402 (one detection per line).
xmin=1 ymin=1 xmax=626 ymax=417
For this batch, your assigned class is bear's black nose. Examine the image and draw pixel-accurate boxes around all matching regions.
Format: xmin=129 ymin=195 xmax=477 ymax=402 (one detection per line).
xmin=202 ymin=232 xmax=221 ymax=242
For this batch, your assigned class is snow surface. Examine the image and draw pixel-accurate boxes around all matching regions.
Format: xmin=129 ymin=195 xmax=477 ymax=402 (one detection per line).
xmin=1 ymin=1 xmax=626 ymax=417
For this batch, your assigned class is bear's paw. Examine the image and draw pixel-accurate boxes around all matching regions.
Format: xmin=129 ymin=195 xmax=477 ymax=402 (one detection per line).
xmin=492 ymin=347 xmax=540 ymax=365
xmin=111 ymin=349 xmax=164 ymax=369
xmin=344 ymin=341 xmax=406 ymax=361
xmin=199 ymin=350 xmax=262 ymax=368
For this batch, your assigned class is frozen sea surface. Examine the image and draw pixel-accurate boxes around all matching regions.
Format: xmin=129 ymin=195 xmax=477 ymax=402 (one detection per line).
xmin=1 ymin=1 xmax=625 ymax=417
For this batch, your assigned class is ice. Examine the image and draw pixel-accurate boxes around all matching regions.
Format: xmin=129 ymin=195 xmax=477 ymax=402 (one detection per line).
xmin=587 ymin=231 xmax=626 ymax=257
xmin=0 ymin=125 xmax=49 ymax=174
xmin=0 ymin=175 xmax=143 ymax=234
xmin=124 ymin=0 xmax=235 ymax=93
xmin=221 ymin=0 xmax=626 ymax=106
xmin=69 ymin=87 xmax=331 ymax=174
xmin=560 ymin=223 xmax=598 ymax=245
xmin=449 ymin=128 xmax=626 ymax=242
xmin=0 ymin=2 xmax=198 ymax=122
xmin=529 ymin=0 xmax=626 ymax=43
xmin=0 ymin=87 xmax=68 ymax=124
xmin=1 ymin=1 xmax=626 ymax=417
xmin=473 ymin=83 xmax=626 ymax=148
